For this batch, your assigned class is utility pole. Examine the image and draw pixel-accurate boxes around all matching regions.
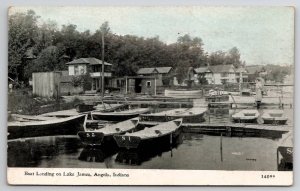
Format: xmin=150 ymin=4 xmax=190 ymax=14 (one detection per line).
xmin=101 ymin=31 xmax=105 ymax=98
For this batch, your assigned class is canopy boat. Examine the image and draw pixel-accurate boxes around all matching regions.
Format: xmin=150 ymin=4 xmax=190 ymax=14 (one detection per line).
xmin=139 ymin=107 xmax=206 ymax=126
xmin=114 ymin=118 xmax=183 ymax=149
xmin=91 ymin=107 xmax=150 ymax=122
xmin=240 ymin=89 xmax=252 ymax=96
xmin=205 ymin=89 xmax=229 ymax=101
xmin=232 ymin=110 xmax=259 ymax=123
xmin=165 ymin=89 xmax=203 ymax=98
xmin=261 ymin=110 xmax=288 ymax=125
xmin=77 ymin=117 xmax=139 ymax=146
xmin=8 ymin=114 xmax=87 ymax=140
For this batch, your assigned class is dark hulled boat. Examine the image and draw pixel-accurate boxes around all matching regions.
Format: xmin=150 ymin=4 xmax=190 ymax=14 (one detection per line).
xmin=113 ymin=118 xmax=183 ymax=149
xmin=91 ymin=107 xmax=150 ymax=122
xmin=77 ymin=117 xmax=139 ymax=146
xmin=138 ymin=108 xmax=206 ymax=127
xmin=8 ymin=114 xmax=87 ymax=140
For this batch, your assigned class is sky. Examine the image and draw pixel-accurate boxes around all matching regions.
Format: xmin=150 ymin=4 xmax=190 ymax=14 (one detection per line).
xmin=9 ymin=6 xmax=295 ymax=66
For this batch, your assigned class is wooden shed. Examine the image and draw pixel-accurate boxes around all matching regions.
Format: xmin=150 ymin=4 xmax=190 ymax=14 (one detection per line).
xmin=32 ymin=72 xmax=61 ymax=98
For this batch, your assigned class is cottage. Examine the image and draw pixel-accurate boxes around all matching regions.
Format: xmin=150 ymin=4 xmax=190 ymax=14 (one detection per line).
xmin=194 ymin=65 xmax=248 ymax=85
xmin=137 ymin=67 xmax=174 ymax=86
xmin=109 ymin=67 xmax=174 ymax=95
xmin=66 ymin=57 xmax=113 ymax=91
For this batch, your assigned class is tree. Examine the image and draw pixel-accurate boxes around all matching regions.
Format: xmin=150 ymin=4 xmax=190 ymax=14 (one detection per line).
xmin=226 ymin=47 xmax=241 ymax=67
xmin=8 ymin=10 xmax=39 ymax=80
xmin=24 ymin=46 xmax=63 ymax=79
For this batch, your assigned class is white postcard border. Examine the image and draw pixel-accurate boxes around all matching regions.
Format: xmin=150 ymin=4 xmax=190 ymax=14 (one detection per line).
xmin=7 ymin=168 xmax=293 ymax=186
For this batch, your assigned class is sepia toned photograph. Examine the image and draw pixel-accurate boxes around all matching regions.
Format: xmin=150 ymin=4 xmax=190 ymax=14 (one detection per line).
xmin=7 ymin=6 xmax=294 ymax=185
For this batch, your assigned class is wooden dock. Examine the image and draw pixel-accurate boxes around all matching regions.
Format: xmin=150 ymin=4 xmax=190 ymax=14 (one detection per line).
xmin=182 ymin=123 xmax=291 ymax=133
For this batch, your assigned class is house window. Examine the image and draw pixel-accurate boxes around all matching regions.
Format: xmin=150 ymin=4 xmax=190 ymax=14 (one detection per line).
xmin=74 ymin=65 xmax=79 ymax=75
xmin=146 ymin=81 xmax=151 ymax=87
xmin=221 ymin=73 xmax=228 ymax=77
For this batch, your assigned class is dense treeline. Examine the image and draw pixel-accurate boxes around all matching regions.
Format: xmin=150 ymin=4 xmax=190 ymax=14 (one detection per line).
xmin=9 ymin=10 xmax=246 ymax=84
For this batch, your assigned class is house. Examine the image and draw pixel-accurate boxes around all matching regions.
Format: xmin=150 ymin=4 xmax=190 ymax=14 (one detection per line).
xmin=235 ymin=67 xmax=249 ymax=83
xmin=246 ymin=65 xmax=267 ymax=82
xmin=194 ymin=65 xmax=248 ymax=85
xmin=66 ymin=57 xmax=113 ymax=91
xmin=110 ymin=67 xmax=174 ymax=95
xmin=137 ymin=67 xmax=174 ymax=86
xmin=194 ymin=67 xmax=214 ymax=84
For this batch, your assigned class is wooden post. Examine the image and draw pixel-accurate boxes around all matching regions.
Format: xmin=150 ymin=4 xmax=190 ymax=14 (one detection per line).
xmin=276 ymin=147 xmax=279 ymax=171
xmin=125 ymin=77 xmax=128 ymax=94
xmin=154 ymin=78 xmax=157 ymax=96
xmin=101 ymin=32 xmax=105 ymax=98
xmin=220 ymin=133 xmax=223 ymax=162
xmin=239 ymin=71 xmax=242 ymax=92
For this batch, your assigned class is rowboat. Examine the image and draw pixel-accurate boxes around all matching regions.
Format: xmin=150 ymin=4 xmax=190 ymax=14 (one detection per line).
xmin=10 ymin=114 xmax=57 ymax=122
xmin=91 ymin=107 xmax=150 ymax=122
xmin=115 ymin=136 xmax=183 ymax=165
xmin=40 ymin=103 xmax=125 ymax=118
xmin=77 ymin=117 xmax=139 ymax=146
xmin=232 ymin=110 xmax=259 ymax=123
xmin=8 ymin=114 xmax=87 ymax=140
xmin=139 ymin=108 xmax=206 ymax=126
xmin=277 ymin=146 xmax=293 ymax=171
xmin=261 ymin=110 xmax=288 ymax=125
xmin=113 ymin=118 xmax=183 ymax=149
xmin=165 ymin=89 xmax=203 ymax=98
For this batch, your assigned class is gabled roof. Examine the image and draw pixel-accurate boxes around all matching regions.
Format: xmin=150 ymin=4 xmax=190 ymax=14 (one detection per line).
xmin=155 ymin=67 xmax=173 ymax=74
xmin=194 ymin=67 xmax=211 ymax=74
xmin=66 ymin=57 xmax=112 ymax=66
xmin=209 ymin=65 xmax=235 ymax=73
xmin=236 ymin=67 xmax=248 ymax=73
xmin=137 ymin=67 xmax=172 ymax=75
xmin=246 ymin=65 xmax=265 ymax=74
xmin=137 ymin=68 xmax=158 ymax=74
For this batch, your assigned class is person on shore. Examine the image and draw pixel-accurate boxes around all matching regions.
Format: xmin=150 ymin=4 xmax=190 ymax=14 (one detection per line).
xmin=255 ymin=78 xmax=263 ymax=109
xmin=9 ymin=83 xmax=13 ymax=93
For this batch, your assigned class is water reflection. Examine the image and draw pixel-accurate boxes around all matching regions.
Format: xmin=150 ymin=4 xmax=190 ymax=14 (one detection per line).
xmin=7 ymin=108 xmax=293 ymax=171
xmin=8 ymin=136 xmax=81 ymax=167
xmin=115 ymin=134 xmax=183 ymax=166
xmin=78 ymin=146 xmax=118 ymax=163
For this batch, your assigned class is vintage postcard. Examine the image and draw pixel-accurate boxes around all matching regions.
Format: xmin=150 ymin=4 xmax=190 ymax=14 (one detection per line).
xmin=7 ymin=6 xmax=294 ymax=185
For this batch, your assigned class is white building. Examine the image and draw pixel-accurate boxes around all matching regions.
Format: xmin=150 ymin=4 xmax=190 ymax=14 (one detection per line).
xmin=66 ymin=57 xmax=113 ymax=90
xmin=194 ymin=65 xmax=248 ymax=85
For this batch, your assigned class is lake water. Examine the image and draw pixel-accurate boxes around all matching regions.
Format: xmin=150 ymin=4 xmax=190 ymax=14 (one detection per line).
xmin=7 ymin=108 xmax=293 ymax=171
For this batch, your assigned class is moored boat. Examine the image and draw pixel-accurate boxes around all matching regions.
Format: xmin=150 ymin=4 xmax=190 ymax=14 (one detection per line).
xmin=113 ymin=118 xmax=183 ymax=149
xmin=77 ymin=117 xmax=139 ymax=146
xmin=261 ymin=110 xmax=288 ymax=125
xmin=232 ymin=110 xmax=259 ymax=123
xmin=91 ymin=107 xmax=150 ymax=122
xmin=75 ymin=103 xmax=95 ymax=112
xmin=139 ymin=107 xmax=206 ymax=126
xmin=165 ymin=89 xmax=203 ymax=98
xmin=8 ymin=114 xmax=87 ymax=139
